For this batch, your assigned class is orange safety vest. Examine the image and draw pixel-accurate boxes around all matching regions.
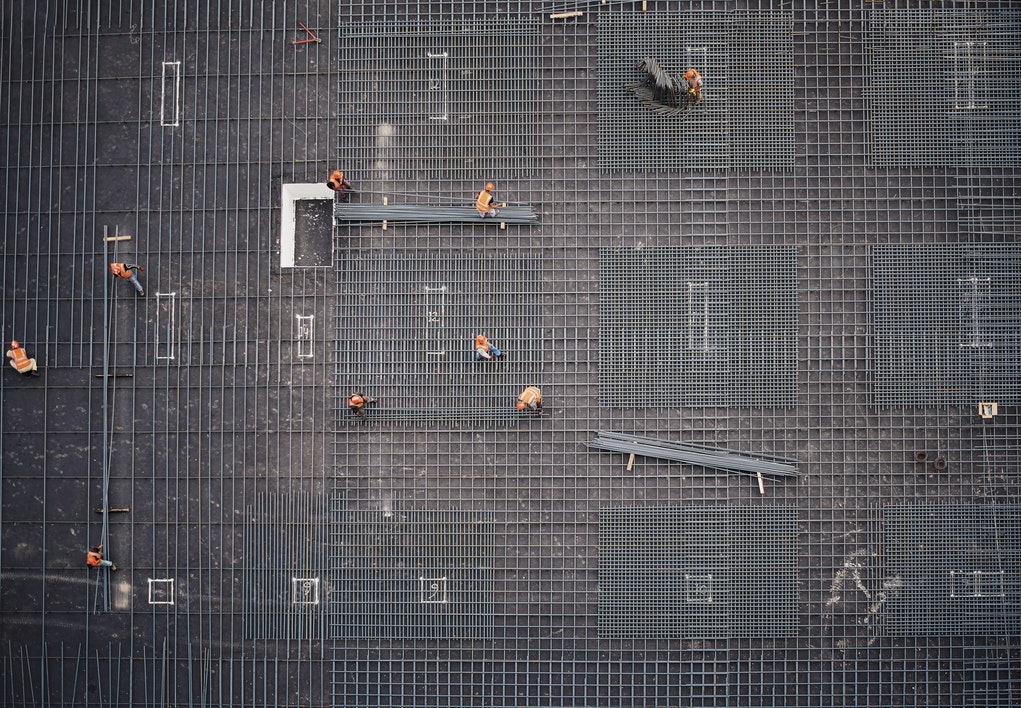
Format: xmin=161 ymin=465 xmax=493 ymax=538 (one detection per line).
xmin=475 ymin=189 xmax=494 ymax=213
xmin=86 ymin=550 xmax=103 ymax=567
xmin=7 ymin=347 xmax=34 ymax=373
xmin=687 ymin=70 xmax=703 ymax=91
xmin=518 ymin=386 xmax=541 ymax=409
xmin=110 ymin=262 xmax=131 ymax=279
xmin=475 ymin=336 xmax=492 ymax=358
xmin=328 ymin=170 xmax=346 ymax=188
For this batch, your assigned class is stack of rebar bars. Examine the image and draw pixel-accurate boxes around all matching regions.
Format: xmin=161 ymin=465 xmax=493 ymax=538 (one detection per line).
xmin=334 ymin=203 xmax=539 ymax=224
xmin=587 ymin=431 xmax=800 ymax=477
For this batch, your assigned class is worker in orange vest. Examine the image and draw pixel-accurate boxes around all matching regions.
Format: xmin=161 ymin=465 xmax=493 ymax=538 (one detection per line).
xmin=327 ymin=170 xmax=353 ymax=200
xmin=475 ymin=182 xmax=504 ymax=218
xmin=516 ymin=385 xmax=542 ymax=413
xmin=86 ymin=544 xmax=117 ymax=570
xmin=684 ymin=68 xmax=703 ymax=105
xmin=109 ymin=262 xmax=145 ymax=296
xmin=6 ymin=340 xmax=39 ymax=375
xmin=348 ymin=392 xmax=376 ymax=417
xmin=474 ymin=334 xmax=503 ymax=361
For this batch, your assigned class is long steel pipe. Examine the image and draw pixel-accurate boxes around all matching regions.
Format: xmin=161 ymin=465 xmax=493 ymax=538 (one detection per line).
xmin=334 ymin=203 xmax=539 ymax=224
xmin=587 ymin=431 xmax=799 ymax=477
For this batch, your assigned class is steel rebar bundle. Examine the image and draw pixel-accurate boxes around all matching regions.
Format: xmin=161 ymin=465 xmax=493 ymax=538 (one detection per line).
xmin=587 ymin=431 xmax=800 ymax=477
xmin=334 ymin=203 xmax=539 ymax=225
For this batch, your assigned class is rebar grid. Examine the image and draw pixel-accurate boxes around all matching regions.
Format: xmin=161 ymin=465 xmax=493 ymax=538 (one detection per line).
xmin=598 ymin=245 xmax=799 ymax=406
xmin=873 ymin=243 xmax=1021 ymax=405
xmin=597 ymin=11 xmax=795 ymax=170
xmin=865 ymin=8 xmax=1021 ymax=167
xmin=0 ymin=1 xmax=1019 ymax=707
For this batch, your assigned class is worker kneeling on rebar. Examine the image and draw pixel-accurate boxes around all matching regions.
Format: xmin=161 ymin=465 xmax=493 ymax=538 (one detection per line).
xmin=348 ymin=392 xmax=376 ymax=417
xmin=475 ymin=182 xmax=503 ymax=218
xmin=516 ymin=385 xmax=542 ymax=414
xmin=7 ymin=340 xmax=39 ymax=376
xmin=684 ymin=68 xmax=703 ymax=105
xmin=474 ymin=334 xmax=503 ymax=361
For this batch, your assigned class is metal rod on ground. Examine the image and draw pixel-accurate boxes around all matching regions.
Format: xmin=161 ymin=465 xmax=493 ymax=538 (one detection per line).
xmin=334 ymin=203 xmax=539 ymax=225
xmin=100 ymin=226 xmax=111 ymax=612
xmin=594 ymin=431 xmax=801 ymax=469
xmin=596 ymin=431 xmax=800 ymax=467
xmin=587 ymin=431 xmax=799 ymax=478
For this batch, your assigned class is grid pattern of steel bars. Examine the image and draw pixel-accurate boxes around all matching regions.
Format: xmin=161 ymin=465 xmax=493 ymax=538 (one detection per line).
xmin=598 ymin=506 xmax=799 ymax=639
xmin=242 ymin=492 xmax=329 ymax=640
xmin=596 ymin=12 xmax=795 ymax=170
xmin=333 ymin=250 xmax=545 ymax=423
xmin=327 ymin=504 xmax=495 ymax=641
xmin=881 ymin=504 xmax=1021 ymax=636
xmin=599 ymin=246 xmax=798 ymax=406
xmin=1 ymin=2 xmax=336 ymax=705
xmin=1 ymin=1 xmax=1021 ymax=707
xmin=865 ymin=8 xmax=1021 ymax=167
xmin=872 ymin=243 xmax=1021 ymax=405
xmin=336 ymin=19 xmax=540 ymax=182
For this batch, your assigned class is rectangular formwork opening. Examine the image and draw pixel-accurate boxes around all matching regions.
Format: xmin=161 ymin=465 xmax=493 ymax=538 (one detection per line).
xmin=160 ymin=61 xmax=181 ymax=127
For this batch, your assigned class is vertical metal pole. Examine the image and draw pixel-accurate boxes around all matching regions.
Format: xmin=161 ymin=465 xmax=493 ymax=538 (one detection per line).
xmin=101 ymin=225 xmax=111 ymax=612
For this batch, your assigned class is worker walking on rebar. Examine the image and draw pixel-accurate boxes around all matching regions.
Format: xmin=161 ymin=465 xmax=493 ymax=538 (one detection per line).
xmin=684 ymin=68 xmax=703 ymax=105
xmin=348 ymin=392 xmax=376 ymax=417
xmin=109 ymin=262 xmax=145 ymax=296
xmin=474 ymin=334 xmax=503 ymax=361
xmin=475 ymin=182 xmax=505 ymax=218
xmin=327 ymin=170 xmax=353 ymax=201
xmin=86 ymin=544 xmax=117 ymax=571
xmin=6 ymin=340 xmax=39 ymax=376
xmin=516 ymin=385 xmax=543 ymax=413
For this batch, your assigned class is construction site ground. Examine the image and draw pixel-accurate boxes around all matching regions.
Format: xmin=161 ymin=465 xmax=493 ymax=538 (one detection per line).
xmin=1 ymin=1 xmax=1019 ymax=706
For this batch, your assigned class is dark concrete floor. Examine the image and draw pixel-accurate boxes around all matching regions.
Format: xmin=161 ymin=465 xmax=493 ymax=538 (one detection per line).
xmin=2 ymin=1 xmax=1019 ymax=706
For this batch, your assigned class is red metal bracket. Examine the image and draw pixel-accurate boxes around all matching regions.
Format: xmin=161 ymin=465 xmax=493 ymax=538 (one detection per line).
xmin=291 ymin=22 xmax=321 ymax=45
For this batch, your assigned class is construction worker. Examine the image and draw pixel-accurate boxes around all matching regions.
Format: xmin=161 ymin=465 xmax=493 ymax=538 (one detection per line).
xmin=6 ymin=340 xmax=39 ymax=376
xmin=474 ymin=334 xmax=503 ymax=361
xmin=516 ymin=385 xmax=542 ymax=413
xmin=327 ymin=170 xmax=353 ymax=200
xmin=475 ymin=182 xmax=500 ymax=218
xmin=348 ymin=392 xmax=376 ymax=417
xmin=86 ymin=545 xmax=117 ymax=571
xmin=684 ymin=68 xmax=703 ymax=105
xmin=109 ymin=262 xmax=145 ymax=296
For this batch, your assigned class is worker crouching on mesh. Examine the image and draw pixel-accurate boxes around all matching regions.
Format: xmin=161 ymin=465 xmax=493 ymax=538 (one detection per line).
xmin=475 ymin=182 xmax=505 ymax=218
xmin=516 ymin=385 xmax=542 ymax=414
xmin=347 ymin=392 xmax=376 ymax=417
xmin=109 ymin=262 xmax=145 ymax=296
xmin=7 ymin=340 xmax=39 ymax=376
xmin=474 ymin=334 xmax=503 ymax=361
xmin=86 ymin=545 xmax=117 ymax=571
xmin=327 ymin=170 xmax=353 ymax=201
xmin=684 ymin=68 xmax=703 ymax=105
